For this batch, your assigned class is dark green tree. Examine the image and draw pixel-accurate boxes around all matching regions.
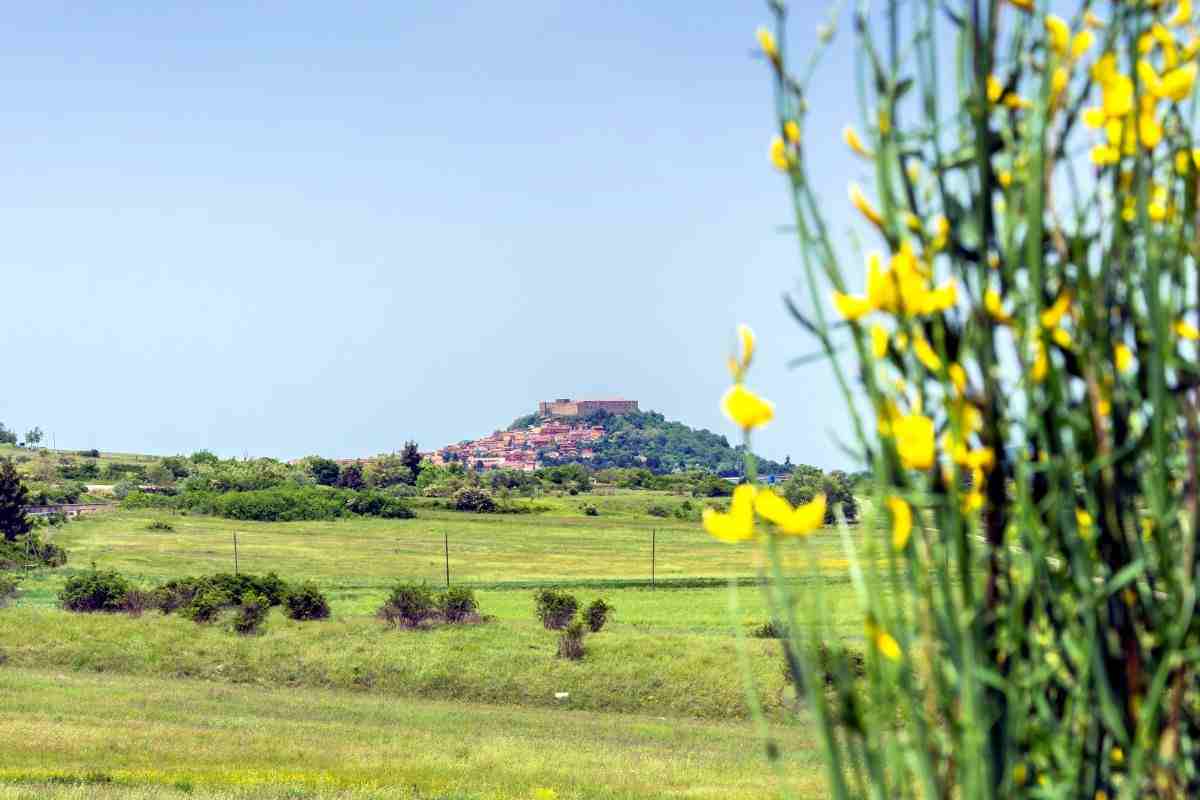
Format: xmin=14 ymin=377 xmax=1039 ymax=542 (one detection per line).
xmin=23 ymin=427 xmax=43 ymax=447
xmin=401 ymin=441 xmax=422 ymax=483
xmin=0 ymin=423 xmax=16 ymax=445
xmin=0 ymin=459 xmax=32 ymax=542
xmin=337 ymin=462 xmax=365 ymax=490
xmin=306 ymin=457 xmax=341 ymax=487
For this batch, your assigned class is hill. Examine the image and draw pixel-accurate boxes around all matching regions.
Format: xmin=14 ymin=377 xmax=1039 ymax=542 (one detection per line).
xmin=510 ymin=409 xmax=790 ymax=475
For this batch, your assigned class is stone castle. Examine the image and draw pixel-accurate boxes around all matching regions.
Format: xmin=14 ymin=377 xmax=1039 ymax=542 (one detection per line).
xmin=536 ymin=398 xmax=639 ymax=418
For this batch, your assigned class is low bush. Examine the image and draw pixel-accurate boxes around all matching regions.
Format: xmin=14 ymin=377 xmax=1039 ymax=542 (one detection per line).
xmin=646 ymin=504 xmax=670 ymax=518
xmin=184 ymin=588 xmax=227 ymax=624
xmin=750 ymin=620 xmax=783 ymax=639
xmin=557 ymin=621 xmax=586 ymax=660
xmin=581 ymin=503 xmax=599 ymax=516
xmin=150 ymin=572 xmax=288 ymax=615
xmin=60 ymin=570 xmax=132 ymax=613
xmin=378 ymin=582 xmax=436 ymax=627
xmin=234 ymin=591 xmax=269 ymax=635
xmin=145 ymin=520 xmax=174 ymax=532
xmin=346 ymin=491 xmax=415 ymax=519
xmin=121 ymin=588 xmax=152 ymax=617
xmin=283 ymin=582 xmax=330 ymax=621
xmin=0 ymin=574 xmax=18 ymax=606
xmin=0 ymin=534 xmax=67 ymax=569
xmin=534 ymin=588 xmax=578 ymax=630
xmin=452 ymin=488 xmax=497 ymax=513
xmin=78 ymin=449 xmax=101 ymax=458
xmin=583 ymin=599 xmax=612 ymax=632
xmin=438 ymin=586 xmax=478 ymax=623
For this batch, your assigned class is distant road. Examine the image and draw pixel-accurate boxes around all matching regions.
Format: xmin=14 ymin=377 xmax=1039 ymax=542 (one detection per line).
xmin=23 ymin=503 xmax=116 ymax=519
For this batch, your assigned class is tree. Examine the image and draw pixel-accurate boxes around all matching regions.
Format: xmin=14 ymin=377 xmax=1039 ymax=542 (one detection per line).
xmin=337 ymin=462 xmax=365 ymax=490
xmin=305 ymin=457 xmax=341 ymax=487
xmin=401 ymin=441 xmax=422 ymax=483
xmin=0 ymin=423 xmax=16 ymax=446
xmin=23 ymin=427 xmax=43 ymax=448
xmin=0 ymin=459 xmax=32 ymax=542
xmin=365 ymin=453 xmax=412 ymax=488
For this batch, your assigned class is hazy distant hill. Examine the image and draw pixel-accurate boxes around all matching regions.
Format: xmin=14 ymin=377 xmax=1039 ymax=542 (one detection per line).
xmin=509 ymin=409 xmax=790 ymax=476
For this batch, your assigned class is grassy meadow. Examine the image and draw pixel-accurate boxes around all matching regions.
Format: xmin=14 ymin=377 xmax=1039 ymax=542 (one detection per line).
xmin=0 ymin=495 xmax=872 ymax=798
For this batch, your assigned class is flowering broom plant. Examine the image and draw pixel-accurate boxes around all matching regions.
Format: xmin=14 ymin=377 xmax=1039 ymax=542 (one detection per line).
xmin=707 ymin=0 xmax=1200 ymax=796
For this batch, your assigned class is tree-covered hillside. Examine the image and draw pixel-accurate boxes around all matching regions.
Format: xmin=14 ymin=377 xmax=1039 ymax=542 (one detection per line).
xmin=512 ymin=410 xmax=791 ymax=475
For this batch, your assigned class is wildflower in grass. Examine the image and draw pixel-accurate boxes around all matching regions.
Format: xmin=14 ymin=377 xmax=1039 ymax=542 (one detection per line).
xmin=870 ymin=323 xmax=888 ymax=358
xmin=1115 ymin=343 xmax=1134 ymax=373
xmin=1175 ymin=319 xmax=1200 ymax=340
xmin=843 ymin=125 xmax=872 ymax=158
xmin=783 ymin=119 xmax=800 ymax=144
xmin=721 ymin=384 xmax=774 ymax=430
xmin=887 ymin=496 xmax=913 ymax=550
xmin=702 ymin=484 xmax=756 ymax=543
xmin=1076 ymin=508 xmax=1094 ymax=537
xmin=892 ymin=412 xmax=935 ymax=471
xmin=754 ymin=490 xmax=826 ymax=535
xmin=866 ymin=618 xmax=902 ymax=661
xmin=1031 ymin=341 xmax=1049 ymax=383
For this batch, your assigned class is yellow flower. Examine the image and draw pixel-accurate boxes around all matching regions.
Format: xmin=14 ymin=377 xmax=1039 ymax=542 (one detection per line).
xmin=1114 ymin=343 xmax=1134 ymax=373
xmin=736 ymin=324 xmax=755 ymax=371
xmin=783 ymin=119 xmax=801 ymax=144
xmin=1007 ymin=0 xmax=1032 ymax=10
xmin=754 ymin=490 xmax=826 ymax=535
xmin=843 ymin=125 xmax=872 ymax=158
xmin=849 ymin=183 xmax=884 ymax=227
xmin=870 ymin=323 xmax=889 ymax=358
xmin=962 ymin=489 xmax=984 ymax=513
xmin=1176 ymin=150 xmax=1192 ymax=175
xmin=769 ymin=136 xmax=791 ymax=172
xmin=888 ymin=496 xmax=913 ymax=550
xmin=1160 ymin=63 xmax=1197 ymax=101
xmin=913 ymin=337 xmax=942 ymax=371
xmin=756 ymin=27 xmax=778 ymax=60
xmin=998 ymin=170 xmax=1013 ymax=188
xmin=533 ymin=789 xmax=559 ymax=800
xmin=1101 ymin=74 xmax=1134 ymax=118
xmin=1090 ymin=144 xmax=1120 ymax=166
xmin=721 ymin=384 xmax=774 ymax=430
xmin=1139 ymin=108 xmax=1163 ymax=149
xmin=1032 ymin=342 xmax=1048 ymax=383
xmin=1111 ymin=746 xmax=1125 ymax=765
xmin=1071 ymin=30 xmax=1095 ymax=61
xmin=1046 ymin=15 xmax=1070 ymax=58
xmin=833 ymin=291 xmax=872 ymax=321
xmin=1176 ymin=319 xmax=1200 ymax=340
xmin=984 ymin=289 xmax=1012 ymax=324
xmin=702 ymin=484 xmax=757 ymax=542
xmin=1082 ymin=106 xmax=1106 ymax=128
xmin=1052 ymin=327 xmax=1073 ymax=349
xmin=1170 ymin=0 xmax=1193 ymax=27
xmin=922 ymin=280 xmax=957 ymax=314
xmin=1040 ymin=292 xmax=1072 ymax=329
xmin=892 ymin=413 xmax=935 ymax=471
xmin=986 ymin=74 xmax=1004 ymax=103
xmin=949 ymin=363 xmax=967 ymax=394
xmin=867 ymin=622 xmax=903 ymax=661
xmin=931 ymin=215 xmax=949 ymax=252
xmin=1084 ymin=11 xmax=1105 ymax=29
xmin=1076 ymin=507 xmax=1093 ymax=530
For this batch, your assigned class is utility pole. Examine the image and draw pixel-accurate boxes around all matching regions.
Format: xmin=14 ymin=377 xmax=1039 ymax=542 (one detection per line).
xmin=233 ymin=532 xmax=239 ymax=575
xmin=444 ymin=532 xmax=450 ymax=587
xmin=651 ymin=529 xmax=656 ymax=590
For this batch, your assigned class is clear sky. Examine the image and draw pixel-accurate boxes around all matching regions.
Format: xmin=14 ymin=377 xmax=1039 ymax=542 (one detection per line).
xmin=3 ymin=2 xmax=870 ymax=468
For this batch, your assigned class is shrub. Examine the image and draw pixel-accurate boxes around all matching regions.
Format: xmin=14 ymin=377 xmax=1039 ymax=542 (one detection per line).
xmin=0 ymin=533 xmax=67 ymax=569
xmin=283 ymin=582 xmax=331 ymax=621
xmin=437 ymin=586 xmax=478 ymax=623
xmin=234 ymin=591 xmax=269 ymax=635
xmin=581 ymin=503 xmax=599 ymax=516
xmin=184 ymin=587 xmax=228 ymax=624
xmin=120 ymin=588 xmax=152 ymax=617
xmin=150 ymin=572 xmax=287 ymax=614
xmin=346 ymin=491 xmax=416 ymax=519
xmin=145 ymin=520 xmax=174 ymax=532
xmin=451 ymin=488 xmax=497 ymax=513
xmin=0 ymin=574 xmax=18 ymax=606
xmin=534 ymin=588 xmax=578 ymax=630
xmin=60 ymin=570 xmax=132 ymax=613
xmin=750 ymin=620 xmax=782 ymax=639
xmin=78 ymin=449 xmax=100 ymax=459
xmin=556 ymin=621 xmax=586 ymax=660
xmin=378 ymin=582 xmax=435 ymax=627
xmin=646 ymin=504 xmax=670 ymax=518
xmin=583 ymin=598 xmax=612 ymax=632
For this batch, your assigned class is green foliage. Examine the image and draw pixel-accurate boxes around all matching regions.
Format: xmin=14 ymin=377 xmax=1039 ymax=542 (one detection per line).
xmin=646 ymin=504 xmax=670 ymax=518
xmin=283 ymin=582 xmax=330 ymax=621
xmin=336 ymin=462 xmax=365 ymax=490
xmin=437 ymin=586 xmax=478 ymax=623
xmin=189 ymin=449 xmax=219 ymax=465
xmin=452 ymin=487 xmax=497 ymax=513
xmin=534 ymin=588 xmax=577 ymax=630
xmin=0 ymin=424 xmax=17 ymax=446
xmin=150 ymin=572 xmax=288 ymax=614
xmin=0 ymin=573 xmax=18 ymax=606
xmin=181 ymin=457 xmax=306 ymax=493
xmin=58 ymin=460 xmax=100 ymax=481
xmin=59 ymin=570 xmax=131 ymax=613
xmin=364 ymin=453 xmax=413 ymax=489
xmin=583 ymin=599 xmax=611 ymax=632
xmin=145 ymin=520 xmax=174 ymax=532
xmin=346 ymin=490 xmax=415 ymax=519
xmin=536 ymin=464 xmax=593 ymax=491
xmin=184 ymin=587 xmax=227 ymax=624
xmin=378 ymin=582 xmax=435 ymax=627
xmin=781 ymin=468 xmax=857 ymax=524
xmin=234 ymin=591 xmax=269 ymax=635
xmin=0 ymin=459 xmax=32 ymax=542
xmin=581 ymin=503 xmax=599 ymax=516
xmin=0 ymin=532 xmax=66 ymax=570
xmin=180 ymin=487 xmax=350 ymax=522
xmin=400 ymin=441 xmax=422 ymax=483
xmin=24 ymin=480 xmax=87 ymax=505
xmin=304 ymin=457 xmax=341 ymax=487
xmin=556 ymin=620 xmax=586 ymax=660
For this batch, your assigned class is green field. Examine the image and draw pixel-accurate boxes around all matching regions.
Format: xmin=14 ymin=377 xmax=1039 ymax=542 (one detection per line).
xmin=0 ymin=500 xmax=867 ymax=798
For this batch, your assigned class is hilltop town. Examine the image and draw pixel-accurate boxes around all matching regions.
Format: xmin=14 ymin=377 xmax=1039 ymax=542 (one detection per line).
xmin=430 ymin=398 xmax=638 ymax=472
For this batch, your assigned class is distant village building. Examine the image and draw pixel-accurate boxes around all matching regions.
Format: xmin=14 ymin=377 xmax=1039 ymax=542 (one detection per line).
xmin=536 ymin=398 xmax=639 ymax=417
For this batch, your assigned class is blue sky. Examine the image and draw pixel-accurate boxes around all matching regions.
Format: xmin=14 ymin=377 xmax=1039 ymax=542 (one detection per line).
xmin=2 ymin=2 xmax=868 ymax=468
